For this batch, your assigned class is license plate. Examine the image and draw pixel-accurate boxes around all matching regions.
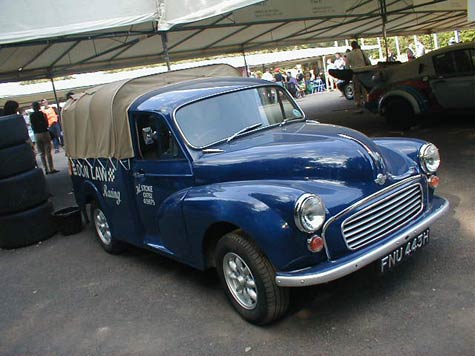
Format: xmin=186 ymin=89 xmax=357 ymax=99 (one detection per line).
xmin=380 ymin=229 xmax=430 ymax=273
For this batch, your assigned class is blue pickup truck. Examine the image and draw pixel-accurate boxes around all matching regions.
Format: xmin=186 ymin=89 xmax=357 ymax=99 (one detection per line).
xmin=62 ymin=64 xmax=448 ymax=324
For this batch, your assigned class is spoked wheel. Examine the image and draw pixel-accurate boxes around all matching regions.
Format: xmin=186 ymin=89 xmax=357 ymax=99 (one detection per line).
xmin=216 ymin=230 xmax=289 ymax=325
xmin=222 ymin=252 xmax=258 ymax=310
xmin=90 ymin=201 xmax=125 ymax=254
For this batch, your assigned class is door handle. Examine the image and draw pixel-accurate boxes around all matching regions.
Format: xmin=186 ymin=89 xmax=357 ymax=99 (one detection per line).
xmin=133 ymin=169 xmax=145 ymax=178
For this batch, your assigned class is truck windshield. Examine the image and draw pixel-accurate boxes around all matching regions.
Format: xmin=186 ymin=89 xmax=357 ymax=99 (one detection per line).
xmin=175 ymin=86 xmax=304 ymax=148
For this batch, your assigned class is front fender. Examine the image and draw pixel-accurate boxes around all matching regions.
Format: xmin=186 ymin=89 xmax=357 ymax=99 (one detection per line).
xmin=182 ymin=181 xmax=326 ymax=271
xmin=374 ymin=137 xmax=426 ymax=165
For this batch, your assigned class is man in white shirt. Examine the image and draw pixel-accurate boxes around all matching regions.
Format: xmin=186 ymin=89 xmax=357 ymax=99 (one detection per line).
xmin=334 ymin=53 xmax=346 ymax=70
xmin=262 ymin=69 xmax=274 ymax=82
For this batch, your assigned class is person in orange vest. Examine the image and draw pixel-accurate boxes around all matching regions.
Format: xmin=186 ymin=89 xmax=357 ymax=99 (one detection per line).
xmin=41 ymin=99 xmax=63 ymax=153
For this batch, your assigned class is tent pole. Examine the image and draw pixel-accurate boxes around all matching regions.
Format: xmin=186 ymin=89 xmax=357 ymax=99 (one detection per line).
xmin=395 ymin=36 xmax=401 ymax=58
xmin=161 ymin=32 xmax=171 ymax=71
xmin=242 ymin=47 xmax=249 ymax=77
xmin=379 ymin=0 xmax=389 ymax=61
xmin=433 ymin=33 xmax=439 ymax=49
xmin=377 ymin=37 xmax=383 ymax=60
xmin=50 ymin=76 xmax=61 ymax=121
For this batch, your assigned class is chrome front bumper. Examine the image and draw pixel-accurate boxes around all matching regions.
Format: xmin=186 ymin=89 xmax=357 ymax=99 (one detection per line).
xmin=275 ymin=196 xmax=449 ymax=287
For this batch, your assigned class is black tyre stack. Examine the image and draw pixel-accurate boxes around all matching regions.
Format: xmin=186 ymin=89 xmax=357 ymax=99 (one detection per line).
xmin=0 ymin=114 xmax=56 ymax=249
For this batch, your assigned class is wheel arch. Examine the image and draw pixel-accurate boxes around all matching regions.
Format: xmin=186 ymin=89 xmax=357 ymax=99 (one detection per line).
xmin=378 ymin=90 xmax=421 ymax=115
xmin=183 ymin=182 xmax=307 ymax=271
xmin=202 ymin=222 xmax=242 ymax=269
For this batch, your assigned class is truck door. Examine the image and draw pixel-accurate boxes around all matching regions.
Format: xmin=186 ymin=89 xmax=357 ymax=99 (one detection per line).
xmin=131 ymin=113 xmax=193 ymax=257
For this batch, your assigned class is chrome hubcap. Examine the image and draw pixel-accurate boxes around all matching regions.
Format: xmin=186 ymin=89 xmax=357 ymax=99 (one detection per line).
xmin=223 ymin=252 xmax=258 ymax=310
xmin=94 ymin=208 xmax=111 ymax=245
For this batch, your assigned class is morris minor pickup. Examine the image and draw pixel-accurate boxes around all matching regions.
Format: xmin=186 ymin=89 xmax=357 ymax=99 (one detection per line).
xmin=62 ymin=64 xmax=449 ymax=324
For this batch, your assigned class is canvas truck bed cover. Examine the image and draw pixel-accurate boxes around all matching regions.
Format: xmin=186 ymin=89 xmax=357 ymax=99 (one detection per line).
xmin=62 ymin=64 xmax=241 ymax=159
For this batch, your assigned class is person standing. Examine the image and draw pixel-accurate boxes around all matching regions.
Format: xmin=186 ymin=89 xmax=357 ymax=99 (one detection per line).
xmin=273 ymin=68 xmax=284 ymax=86
xmin=326 ymin=58 xmax=336 ymax=91
xmin=262 ymin=69 xmax=274 ymax=82
xmin=3 ymin=100 xmax=20 ymax=116
xmin=286 ymin=72 xmax=299 ymax=98
xmin=30 ymin=102 xmax=58 ymax=174
xmin=333 ymin=53 xmax=346 ymax=70
xmin=415 ymin=40 xmax=426 ymax=57
xmin=345 ymin=41 xmax=371 ymax=109
xmin=41 ymin=99 xmax=63 ymax=153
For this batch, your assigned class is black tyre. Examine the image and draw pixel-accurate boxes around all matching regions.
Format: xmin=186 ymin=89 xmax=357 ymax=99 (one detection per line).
xmin=383 ymin=97 xmax=416 ymax=130
xmin=215 ymin=230 xmax=289 ymax=325
xmin=0 ymin=168 xmax=49 ymax=215
xmin=0 ymin=114 xmax=29 ymax=149
xmin=344 ymin=82 xmax=354 ymax=100
xmin=0 ymin=143 xmax=36 ymax=179
xmin=90 ymin=200 xmax=126 ymax=254
xmin=0 ymin=201 xmax=56 ymax=249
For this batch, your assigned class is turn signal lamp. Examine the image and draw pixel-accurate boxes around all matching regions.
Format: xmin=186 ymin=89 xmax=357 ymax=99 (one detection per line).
xmin=307 ymin=235 xmax=324 ymax=253
xmin=428 ymin=175 xmax=440 ymax=189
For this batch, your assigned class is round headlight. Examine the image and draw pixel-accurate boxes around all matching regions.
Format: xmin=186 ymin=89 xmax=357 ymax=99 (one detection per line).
xmin=294 ymin=194 xmax=326 ymax=233
xmin=419 ymin=143 xmax=440 ymax=174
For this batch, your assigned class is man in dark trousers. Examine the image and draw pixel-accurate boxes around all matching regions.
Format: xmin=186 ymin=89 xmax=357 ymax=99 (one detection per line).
xmin=30 ymin=101 xmax=59 ymax=174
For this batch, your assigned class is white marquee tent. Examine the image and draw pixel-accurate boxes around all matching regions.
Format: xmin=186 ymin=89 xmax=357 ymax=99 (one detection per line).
xmin=0 ymin=0 xmax=473 ymax=83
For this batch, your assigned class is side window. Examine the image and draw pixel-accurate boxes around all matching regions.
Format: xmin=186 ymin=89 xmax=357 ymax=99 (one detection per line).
xmin=453 ymin=50 xmax=473 ymax=75
xmin=433 ymin=50 xmax=473 ymax=77
xmin=258 ymin=87 xmax=302 ymax=124
xmin=135 ymin=115 xmax=184 ymax=160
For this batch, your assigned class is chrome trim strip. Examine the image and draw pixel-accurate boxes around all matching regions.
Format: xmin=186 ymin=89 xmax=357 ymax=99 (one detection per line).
xmin=338 ymin=133 xmax=385 ymax=172
xmin=275 ymin=198 xmax=449 ymax=287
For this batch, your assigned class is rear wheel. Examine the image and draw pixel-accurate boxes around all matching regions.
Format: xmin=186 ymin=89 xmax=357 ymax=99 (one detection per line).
xmin=215 ymin=230 xmax=289 ymax=325
xmin=90 ymin=201 xmax=125 ymax=254
xmin=383 ymin=97 xmax=416 ymax=130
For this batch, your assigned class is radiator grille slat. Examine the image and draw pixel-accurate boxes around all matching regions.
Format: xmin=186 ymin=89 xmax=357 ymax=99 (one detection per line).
xmin=344 ymin=185 xmax=420 ymax=231
xmin=342 ymin=184 xmax=423 ymax=250
xmin=344 ymin=190 xmax=420 ymax=238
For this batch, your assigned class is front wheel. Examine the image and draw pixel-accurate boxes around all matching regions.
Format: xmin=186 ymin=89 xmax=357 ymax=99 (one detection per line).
xmin=90 ymin=201 xmax=126 ymax=254
xmin=215 ymin=231 xmax=289 ymax=325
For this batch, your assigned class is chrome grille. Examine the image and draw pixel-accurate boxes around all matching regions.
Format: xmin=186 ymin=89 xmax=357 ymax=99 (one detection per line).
xmin=342 ymin=184 xmax=423 ymax=250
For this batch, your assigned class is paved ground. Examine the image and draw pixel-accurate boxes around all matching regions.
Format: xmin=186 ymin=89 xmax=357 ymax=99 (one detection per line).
xmin=1 ymin=91 xmax=474 ymax=356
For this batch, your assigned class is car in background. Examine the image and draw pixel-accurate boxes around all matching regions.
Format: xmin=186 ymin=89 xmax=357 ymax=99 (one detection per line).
xmin=362 ymin=42 xmax=475 ymax=129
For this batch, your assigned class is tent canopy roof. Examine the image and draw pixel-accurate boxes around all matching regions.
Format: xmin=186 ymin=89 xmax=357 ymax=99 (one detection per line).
xmin=0 ymin=0 xmax=473 ymax=83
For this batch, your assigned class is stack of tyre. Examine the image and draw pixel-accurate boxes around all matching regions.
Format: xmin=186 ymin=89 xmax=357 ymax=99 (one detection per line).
xmin=0 ymin=114 xmax=56 ymax=249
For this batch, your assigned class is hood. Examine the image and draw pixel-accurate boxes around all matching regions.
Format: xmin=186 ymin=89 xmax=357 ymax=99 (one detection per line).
xmin=193 ymin=122 xmax=416 ymax=186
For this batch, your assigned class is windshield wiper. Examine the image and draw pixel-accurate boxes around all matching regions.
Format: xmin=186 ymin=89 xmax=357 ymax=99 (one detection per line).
xmin=226 ymin=123 xmax=262 ymax=143
xmin=279 ymin=117 xmax=303 ymax=127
